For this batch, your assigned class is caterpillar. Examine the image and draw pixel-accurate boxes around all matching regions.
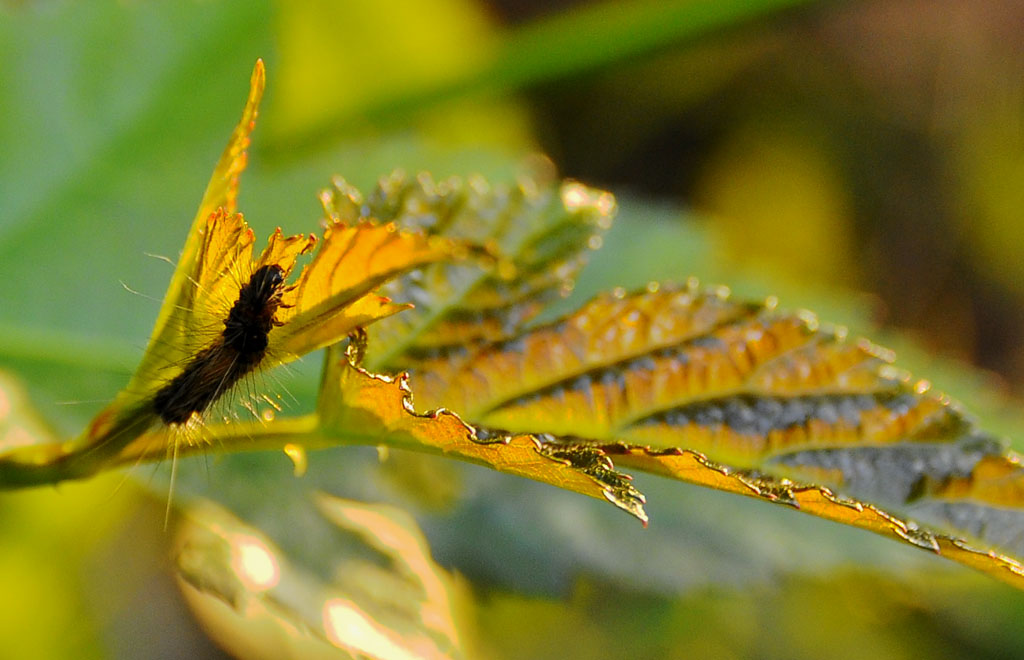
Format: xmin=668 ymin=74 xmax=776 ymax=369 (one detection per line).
xmin=153 ymin=264 xmax=286 ymax=425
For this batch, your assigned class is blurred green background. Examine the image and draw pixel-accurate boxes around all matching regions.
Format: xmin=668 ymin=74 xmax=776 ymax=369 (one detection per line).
xmin=2 ymin=0 xmax=1024 ymax=657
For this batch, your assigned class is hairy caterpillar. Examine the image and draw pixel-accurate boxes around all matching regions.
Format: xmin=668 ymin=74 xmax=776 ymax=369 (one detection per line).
xmin=153 ymin=264 xmax=287 ymax=425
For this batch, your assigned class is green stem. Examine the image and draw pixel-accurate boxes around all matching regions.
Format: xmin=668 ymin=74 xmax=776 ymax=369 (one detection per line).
xmin=0 ymin=407 xmax=156 ymax=488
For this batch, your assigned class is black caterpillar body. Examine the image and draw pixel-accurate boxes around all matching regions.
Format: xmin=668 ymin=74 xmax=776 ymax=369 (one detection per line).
xmin=154 ymin=264 xmax=285 ymax=425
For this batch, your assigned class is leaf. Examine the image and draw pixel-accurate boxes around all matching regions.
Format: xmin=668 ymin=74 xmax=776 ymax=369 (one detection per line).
xmin=406 ymin=281 xmax=770 ymax=429
xmin=134 ymin=59 xmax=268 ymax=392
xmin=272 ymin=219 xmax=458 ymax=361
xmin=606 ymin=446 xmax=1024 ymax=589
xmin=0 ymin=63 xmax=459 ymax=485
xmin=315 ymin=170 xmax=615 ymax=371
xmin=396 ymin=280 xmax=1024 ymax=586
xmin=122 ymin=203 xmax=457 ymax=392
xmin=113 ymin=339 xmax=648 ymax=524
xmin=67 ymin=60 xmax=280 ymax=470
xmin=318 ymin=342 xmax=648 ymax=523
xmin=101 ymin=162 xmax=1024 ymax=587
xmin=1 ymin=55 xmax=642 ymax=521
xmin=175 ymin=494 xmax=472 ymax=659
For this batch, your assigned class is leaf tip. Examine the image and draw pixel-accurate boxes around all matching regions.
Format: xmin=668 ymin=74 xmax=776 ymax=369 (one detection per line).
xmin=250 ymin=58 xmax=266 ymax=100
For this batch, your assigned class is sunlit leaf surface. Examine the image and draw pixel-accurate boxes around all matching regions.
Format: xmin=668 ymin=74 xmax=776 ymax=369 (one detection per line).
xmin=397 ymin=279 xmax=1024 ymax=586
xmin=0 ymin=63 xmax=460 ymax=484
xmin=272 ymin=219 xmax=458 ymax=361
xmin=316 ymin=342 xmax=647 ymax=522
xmin=176 ymin=495 xmax=471 ymax=659
xmin=609 ymin=446 xmax=1024 ymax=589
xmin=115 ymin=339 xmax=647 ymax=523
xmin=131 ymin=60 xmax=268 ymax=397
xmin=105 ymin=63 xmax=455 ymax=434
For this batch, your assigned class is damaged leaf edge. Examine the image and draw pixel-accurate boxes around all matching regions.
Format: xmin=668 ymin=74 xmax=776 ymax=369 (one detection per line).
xmin=605 ymin=443 xmax=1024 ymax=589
xmin=329 ymin=338 xmax=650 ymax=525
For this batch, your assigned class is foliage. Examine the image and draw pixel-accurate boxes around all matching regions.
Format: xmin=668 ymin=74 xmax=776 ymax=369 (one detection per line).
xmin=2 ymin=1 xmax=1023 ymax=659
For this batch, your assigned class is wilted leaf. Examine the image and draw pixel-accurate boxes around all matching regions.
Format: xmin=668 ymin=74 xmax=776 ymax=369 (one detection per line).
xmin=608 ymin=446 xmax=1024 ymax=589
xmin=175 ymin=494 xmax=472 ymax=659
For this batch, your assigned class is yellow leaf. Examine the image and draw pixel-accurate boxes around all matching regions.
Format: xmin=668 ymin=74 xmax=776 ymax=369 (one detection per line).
xmin=399 ymin=278 xmax=1024 ymax=580
xmin=608 ymin=445 xmax=1024 ymax=591
xmin=70 ymin=62 xmax=273 ymax=461
xmin=406 ymin=282 xmax=967 ymax=465
xmin=315 ymin=343 xmax=648 ymax=523
xmin=134 ymin=60 xmax=267 ymax=393
xmin=0 ymin=62 xmax=460 ymax=483
xmin=272 ymin=221 xmax=455 ymax=361
xmin=113 ymin=341 xmax=647 ymax=524
xmin=88 ymin=64 xmax=455 ymax=445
